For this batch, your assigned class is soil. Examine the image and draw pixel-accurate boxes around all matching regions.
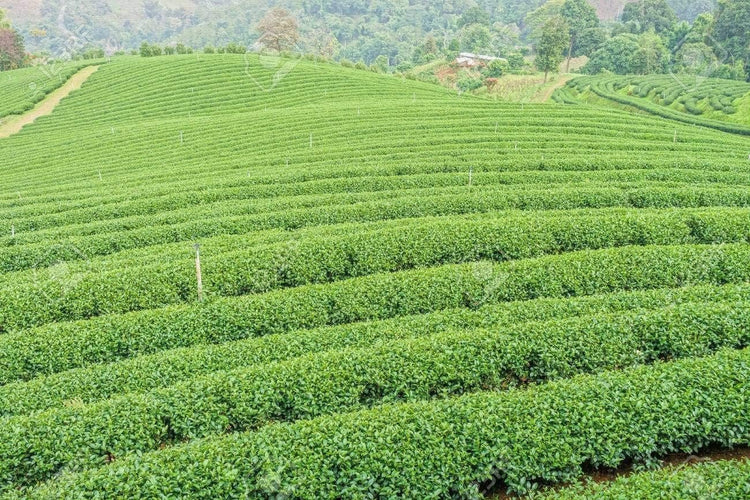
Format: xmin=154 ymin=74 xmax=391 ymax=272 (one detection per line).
xmin=0 ymin=65 xmax=99 ymax=139
xmin=488 ymin=445 xmax=750 ymax=498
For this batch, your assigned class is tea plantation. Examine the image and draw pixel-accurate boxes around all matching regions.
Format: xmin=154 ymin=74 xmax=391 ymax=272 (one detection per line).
xmin=558 ymin=74 xmax=750 ymax=134
xmin=2 ymin=54 xmax=750 ymax=498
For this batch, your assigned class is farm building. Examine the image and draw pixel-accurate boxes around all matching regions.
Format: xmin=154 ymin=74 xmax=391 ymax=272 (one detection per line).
xmin=455 ymin=52 xmax=507 ymax=68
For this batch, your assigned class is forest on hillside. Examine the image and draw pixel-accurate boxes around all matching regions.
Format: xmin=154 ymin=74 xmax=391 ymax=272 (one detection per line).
xmin=2 ymin=0 xmax=717 ymax=58
xmin=1 ymin=0 xmax=746 ymax=82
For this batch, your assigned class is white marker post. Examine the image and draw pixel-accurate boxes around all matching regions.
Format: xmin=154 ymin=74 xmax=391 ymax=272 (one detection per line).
xmin=194 ymin=244 xmax=204 ymax=302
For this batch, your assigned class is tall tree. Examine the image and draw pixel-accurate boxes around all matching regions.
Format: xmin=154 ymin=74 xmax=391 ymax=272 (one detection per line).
xmin=0 ymin=9 xmax=9 ymax=29
xmin=536 ymin=15 xmax=570 ymax=82
xmin=256 ymin=8 xmax=300 ymax=52
xmin=458 ymin=6 xmax=491 ymax=27
xmin=560 ymin=0 xmax=599 ymax=72
xmin=0 ymin=9 xmax=24 ymax=72
xmin=525 ymin=0 xmax=565 ymax=44
xmin=713 ymin=0 xmax=750 ymax=80
xmin=622 ymin=0 xmax=678 ymax=34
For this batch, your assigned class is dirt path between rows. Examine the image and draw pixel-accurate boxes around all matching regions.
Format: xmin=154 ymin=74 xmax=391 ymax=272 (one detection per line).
xmin=538 ymin=75 xmax=573 ymax=103
xmin=0 ymin=65 xmax=99 ymax=139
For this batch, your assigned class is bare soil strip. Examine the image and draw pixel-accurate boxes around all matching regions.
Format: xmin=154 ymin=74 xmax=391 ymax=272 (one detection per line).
xmin=0 ymin=65 xmax=99 ymax=139
xmin=489 ymin=445 xmax=750 ymax=498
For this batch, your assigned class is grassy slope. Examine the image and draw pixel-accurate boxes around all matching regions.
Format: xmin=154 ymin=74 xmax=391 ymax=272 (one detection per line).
xmin=2 ymin=54 xmax=750 ymax=497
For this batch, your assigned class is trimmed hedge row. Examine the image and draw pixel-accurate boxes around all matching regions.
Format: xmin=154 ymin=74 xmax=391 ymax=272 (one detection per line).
xmin=2 ymin=243 xmax=750 ymax=385
xmin=2 ymin=301 xmax=750 ymax=489
xmin=5 ymin=166 xmax=750 ymax=236
xmin=6 ymin=186 xmax=750 ymax=273
xmin=0 ymin=61 xmax=101 ymax=119
xmin=5 ymin=283 xmax=750 ymax=417
xmin=19 ymin=348 xmax=750 ymax=498
xmin=572 ymin=76 xmax=750 ymax=136
xmin=5 ymin=200 xmax=750 ymax=276
xmin=5 ymin=207 xmax=750 ymax=332
xmin=548 ymin=459 xmax=750 ymax=499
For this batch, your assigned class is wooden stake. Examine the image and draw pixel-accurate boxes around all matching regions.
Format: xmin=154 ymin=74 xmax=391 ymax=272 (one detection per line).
xmin=194 ymin=244 xmax=204 ymax=302
xmin=673 ymin=130 xmax=677 ymax=143
xmin=468 ymin=167 xmax=473 ymax=186
xmin=98 ymin=170 xmax=103 ymax=181
xmin=11 ymin=225 xmax=14 ymax=238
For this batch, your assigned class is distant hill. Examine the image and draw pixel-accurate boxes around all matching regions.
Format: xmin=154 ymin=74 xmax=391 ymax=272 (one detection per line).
xmin=3 ymin=0 xmax=717 ymax=60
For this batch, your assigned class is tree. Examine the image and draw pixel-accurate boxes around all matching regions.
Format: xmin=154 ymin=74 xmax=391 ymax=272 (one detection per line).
xmin=622 ymin=0 xmax=678 ymax=34
xmin=0 ymin=28 xmax=24 ymax=71
xmin=713 ymin=0 xmax=750 ymax=81
xmin=482 ymin=58 xmax=509 ymax=77
xmin=458 ymin=6 xmax=490 ymax=27
xmin=575 ymin=27 xmax=608 ymax=57
xmin=525 ymin=0 xmax=565 ymax=44
xmin=507 ymin=52 xmax=526 ymax=71
xmin=446 ymin=39 xmax=461 ymax=58
xmin=536 ymin=16 xmax=570 ymax=82
xmin=0 ymin=9 xmax=10 ymax=29
xmin=633 ymin=31 xmax=669 ymax=73
xmin=461 ymin=24 xmax=492 ymax=53
xmin=0 ymin=10 xmax=25 ymax=72
xmin=257 ymin=8 xmax=300 ymax=52
xmin=560 ymin=0 xmax=599 ymax=72
xmin=583 ymin=33 xmax=665 ymax=74
xmin=139 ymin=41 xmax=152 ymax=57
xmin=668 ymin=0 xmax=719 ymax=21
xmin=371 ymin=54 xmax=389 ymax=72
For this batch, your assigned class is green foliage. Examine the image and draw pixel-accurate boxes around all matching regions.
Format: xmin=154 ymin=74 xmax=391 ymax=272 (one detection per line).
xmin=2 ymin=282 xmax=748 ymax=417
xmin=460 ymin=24 xmax=493 ymax=53
xmin=0 ymin=61 xmax=97 ymax=117
xmin=713 ymin=0 xmax=750 ymax=81
xmin=139 ymin=42 xmax=163 ymax=57
xmin=574 ymin=27 xmax=607 ymax=57
xmin=0 ymin=26 xmax=25 ymax=71
xmin=536 ymin=15 xmax=570 ymax=78
xmin=482 ymin=58 xmax=509 ymax=77
xmin=551 ymin=459 xmax=750 ymax=498
xmin=622 ymin=0 xmax=679 ymax=34
xmin=585 ymin=33 xmax=669 ymax=75
xmin=4 ymin=300 xmax=750 ymax=490
xmin=560 ymin=0 xmax=599 ymax=66
xmin=4 ymin=239 xmax=750 ymax=387
xmin=4 ymin=55 xmax=750 ymax=497
xmin=507 ymin=52 xmax=526 ymax=70
xmin=23 ymin=348 xmax=750 ymax=497
xmin=567 ymin=74 xmax=750 ymax=133
xmin=223 ymin=42 xmax=246 ymax=54
xmin=456 ymin=73 xmax=484 ymax=92
xmin=371 ymin=55 xmax=389 ymax=73
xmin=458 ymin=6 xmax=491 ymax=27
